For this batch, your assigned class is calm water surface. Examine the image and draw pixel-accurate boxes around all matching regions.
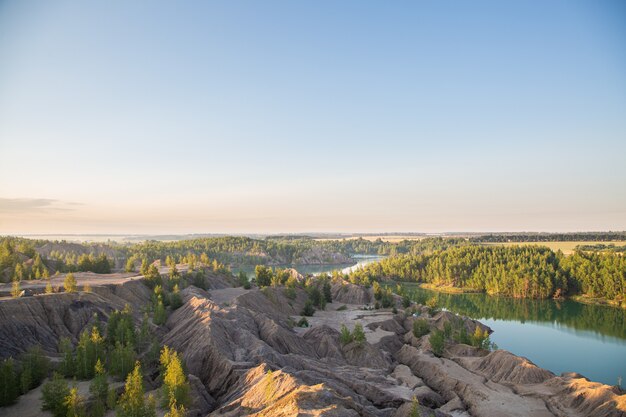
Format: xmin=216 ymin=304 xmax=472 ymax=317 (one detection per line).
xmin=400 ymin=283 xmax=626 ymax=386
xmin=234 ymin=255 xmax=384 ymax=278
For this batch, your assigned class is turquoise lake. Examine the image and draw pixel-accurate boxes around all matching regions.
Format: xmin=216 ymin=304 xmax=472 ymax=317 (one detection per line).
xmin=400 ymin=283 xmax=626 ymax=386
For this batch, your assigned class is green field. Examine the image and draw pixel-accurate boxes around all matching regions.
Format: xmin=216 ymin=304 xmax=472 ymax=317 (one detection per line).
xmin=482 ymin=241 xmax=626 ymax=255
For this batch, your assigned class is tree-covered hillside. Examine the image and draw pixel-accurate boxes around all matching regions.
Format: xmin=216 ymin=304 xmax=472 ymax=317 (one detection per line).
xmin=349 ymin=245 xmax=625 ymax=303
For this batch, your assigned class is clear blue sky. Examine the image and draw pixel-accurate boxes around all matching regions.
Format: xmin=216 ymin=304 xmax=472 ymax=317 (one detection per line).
xmin=0 ymin=1 xmax=625 ymax=234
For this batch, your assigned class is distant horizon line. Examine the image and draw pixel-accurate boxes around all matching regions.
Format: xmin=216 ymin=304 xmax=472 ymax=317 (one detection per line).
xmin=4 ymin=230 xmax=626 ymax=237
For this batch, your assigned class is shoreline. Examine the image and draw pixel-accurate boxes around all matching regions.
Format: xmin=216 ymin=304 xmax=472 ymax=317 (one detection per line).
xmin=397 ymin=281 xmax=626 ymax=309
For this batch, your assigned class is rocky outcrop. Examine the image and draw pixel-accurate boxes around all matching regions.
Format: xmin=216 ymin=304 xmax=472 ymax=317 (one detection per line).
xmin=545 ymin=375 xmax=626 ymax=417
xmin=331 ymin=281 xmax=372 ymax=305
xmin=303 ymin=325 xmax=345 ymax=361
xmin=430 ymin=310 xmax=491 ymax=335
xmin=1 ymin=276 xmax=625 ymax=417
xmin=210 ymin=364 xmax=366 ymax=417
xmin=0 ymin=280 xmax=150 ymax=358
xmin=204 ymin=272 xmax=239 ymax=290
xmin=342 ymin=340 xmax=392 ymax=370
xmin=177 ymin=281 xmax=626 ymax=417
xmin=469 ymin=350 xmax=554 ymax=384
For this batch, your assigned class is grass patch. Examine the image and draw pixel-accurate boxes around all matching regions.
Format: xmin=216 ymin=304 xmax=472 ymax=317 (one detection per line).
xmin=481 ymin=241 xmax=626 ymax=255
xmin=571 ymin=295 xmax=626 ymax=309
xmin=419 ymin=283 xmax=481 ymax=294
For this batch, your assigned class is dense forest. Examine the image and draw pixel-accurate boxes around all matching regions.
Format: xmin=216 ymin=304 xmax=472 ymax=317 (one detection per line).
xmin=0 ymin=238 xmax=112 ymax=282
xmin=349 ymin=245 xmax=625 ymax=303
xmin=0 ymin=235 xmax=464 ymax=282
xmin=471 ymin=232 xmax=626 ymax=243
xmin=2 ymin=235 xmax=625 ymax=305
xmin=575 ymin=243 xmax=626 ymax=253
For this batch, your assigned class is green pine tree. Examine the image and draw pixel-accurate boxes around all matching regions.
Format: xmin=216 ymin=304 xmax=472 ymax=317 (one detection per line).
xmin=64 ymin=272 xmax=77 ymax=293
xmin=41 ymin=372 xmax=70 ymax=417
xmin=160 ymin=347 xmax=189 ymax=408
xmin=116 ymin=362 xmax=156 ymax=417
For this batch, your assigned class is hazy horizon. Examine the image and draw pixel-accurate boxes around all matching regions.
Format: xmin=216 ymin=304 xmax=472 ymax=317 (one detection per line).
xmin=1 ymin=1 xmax=625 ymax=234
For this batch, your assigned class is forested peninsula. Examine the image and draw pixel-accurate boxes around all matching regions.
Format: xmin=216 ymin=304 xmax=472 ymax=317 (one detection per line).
xmin=349 ymin=244 xmax=625 ymax=306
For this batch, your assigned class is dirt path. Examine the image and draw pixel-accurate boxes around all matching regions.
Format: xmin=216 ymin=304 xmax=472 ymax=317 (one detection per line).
xmin=0 ymin=264 xmax=191 ymax=299
xmin=292 ymin=302 xmax=396 ymax=343
xmin=209 ymin=287 xmax=250 ymax=306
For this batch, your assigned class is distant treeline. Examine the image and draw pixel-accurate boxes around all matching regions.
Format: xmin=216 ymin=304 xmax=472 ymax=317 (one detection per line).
xmin=0 ymin=238 xmax=112 ymax=282
xmin=314 ymin=237 xmax=468 ymax=256
xmin=472 ymin=232 xmax=626 ymax=243
xmin=3 ymin=235 xmax=626 ymax=299
xmin=1 ymin=235 xmax=463 ymax=282
xmin=349 ymin=245 xmax=625 ymax=302
xmin=575 ymin=243 xmax=626 ymax=253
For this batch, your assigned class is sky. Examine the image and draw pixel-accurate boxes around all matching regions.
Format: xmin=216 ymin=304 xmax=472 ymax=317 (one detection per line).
xmin=0 ymin=0 xmax=625 ymax=234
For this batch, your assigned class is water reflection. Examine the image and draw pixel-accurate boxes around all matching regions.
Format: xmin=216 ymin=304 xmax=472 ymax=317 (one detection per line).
xmin=400 ymin=283 xmax=626 ymax=385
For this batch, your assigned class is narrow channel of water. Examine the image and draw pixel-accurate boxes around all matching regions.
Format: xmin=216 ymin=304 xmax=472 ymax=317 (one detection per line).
xmin=233 ymin=254 xmax=385 ymax=278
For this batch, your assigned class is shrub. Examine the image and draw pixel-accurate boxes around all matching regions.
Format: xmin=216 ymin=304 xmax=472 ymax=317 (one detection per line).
xmin=0 ymin=358 xmax=19 ymax=406
xmin=426 ymin=297 xmax=438 ymax=311
xmin=297 ymin=317 xmax=309 ymax=327
xmin=471 ymin=327 xmax=491 ymax=350
xmin=90 ymin=360 xmax=109 ymax=417
xmin=339 ymin=325 xmax=353 ymax=345
xmin=153 ymin=297 xmax=167 ymax=325
xmin=237 ymin=271 xmax=249 ymax=288
xmin=285 ymin=275 xmax=298 ymax=289
xmin=64 ymin=273 xmax=77 ymax=293
xmin=380 ymin=288 xmax=394 ymax=308
xmin=165 ymin=401 xmax=186 ymax=417
xmin=109 ymin=342 xmax=136 ymax=380
xmin=255 ymin=265 xmax=273 ymax=287
xmin=352 ymin=323 xmax=366 ymax=345
xmin=192 ymin=271 xmax=208 ymax=290
xmin=283 ymin=287 xmax=297 ymax=300
xmin=144 ymin=264 xmax=162 ymax=289
xmin=308 ymin=286 xmax=324 ymax=309
xmin=402 ymin=295 xmax=411 ymax=308
xmin=41 ymin=372 xmax=70 ymax=417
xmin=11 ymin=279 xmax=21 ymax=298
xmin=20 ymin=345 xmax=50 ymax=392
xmin=76 ymin=327 xmax=105 ymax=379
xmin=58 ymin=337 xmax=75 ymax=377
xmin=160 ymin=348 xmax=190 ymax=409
xmin=169 ymin=285 xmax=183 ymax=310
xmin=64 ymin=386 xmax=86 ymax=417
xmin=454 ymin=326 xmax=471 ymax=345
xmin=409 ymin=395 xmax=420 ymax=417
xmin=300 ymin=300 xmax=315 ymax=316
xmin=323 ymin=280 xmax=332 ymax=303
xmin=430 ymin=330 xmax=445 ymax=357
xmin=106 ymin=307 xmax=136 ymax=347
xmin=117 ymin=362 xmax=156 ymax=417
xmin=107 ymin=387 xmax=118 ymax=410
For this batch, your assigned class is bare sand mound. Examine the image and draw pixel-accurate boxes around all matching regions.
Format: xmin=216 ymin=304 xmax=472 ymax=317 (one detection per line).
xmin=470 ymin=349 xmax=554 ymax=384
xmin=2 ymin=276 xmax=625 ymax=417
xmin=331 ymin=281 xmax=372 ymax=305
